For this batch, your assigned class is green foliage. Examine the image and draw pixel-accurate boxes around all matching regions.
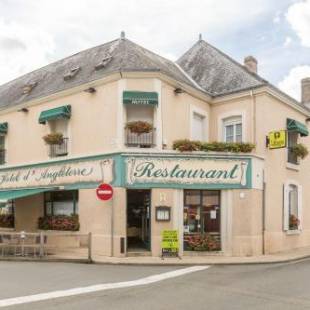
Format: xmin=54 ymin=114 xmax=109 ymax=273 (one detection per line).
xmin=291 ymin=143 xmax=309 ymax=159
xmin=43 ymin=133 xmax=64 ymax=145
xmin=172 ymin=139 xmax=202 ymax=152
xmin=126 ymin=121 xmax=153 ymax=135
xmin=186 ymin=234 xmax=220 ymax=251
xmin=38 ymin=214 xmax=80 ymax=231
xmin=173 ymin=140 xmax=255 ymax=153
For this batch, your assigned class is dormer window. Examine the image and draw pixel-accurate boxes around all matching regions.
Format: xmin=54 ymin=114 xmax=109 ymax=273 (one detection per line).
xmin=23 ymin=82 xmax=37 ymax=94
xmin=95 ymin=54 xmax=112 ymax=71
xmin=63 ymin=67 xmax=81 ymax=81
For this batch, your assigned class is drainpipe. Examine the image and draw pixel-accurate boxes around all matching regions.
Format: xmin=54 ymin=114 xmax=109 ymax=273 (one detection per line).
xmin=250 ymin=90 xmax=257 ymax=145
xmin=251 ymin=89 xmax=266 ymax=255
xmin=262 ymin=170 xmax=266 ymax=255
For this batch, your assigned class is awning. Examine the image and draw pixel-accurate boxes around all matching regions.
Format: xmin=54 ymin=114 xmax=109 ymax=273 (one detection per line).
xmin=123 ymin=91 xmax=158 ymax=105
xmin=0 ymin=188 xmax=49 ymax=204
xmin=287 ymin=118 xmax=309 ymax=137
xmin=0 ymin=122 xmax=8 ymax=134
xmin=39 ymin=105 xmax=71 ymax=124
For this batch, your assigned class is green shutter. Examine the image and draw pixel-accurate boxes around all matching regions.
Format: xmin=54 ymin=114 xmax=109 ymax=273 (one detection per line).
xmin=0 ymin=122 xmax=8 ymax=134
xmin=39 ymin=105 xmax=71 ymax=124
xmin=123 ymin=91 xmax=158 ymax=105
xmin=287 ymin=118 xmax=309 ymax=137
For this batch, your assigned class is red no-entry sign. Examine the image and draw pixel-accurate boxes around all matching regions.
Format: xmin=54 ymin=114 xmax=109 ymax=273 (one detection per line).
xmin=96 ymin=183 xmax=113 ymax=201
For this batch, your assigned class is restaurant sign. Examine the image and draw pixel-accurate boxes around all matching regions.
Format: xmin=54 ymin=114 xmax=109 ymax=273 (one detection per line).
xmin=0 ymin=158 xmax=114 ymax=190
xmin=126 ymin=157 xmax=250 ymax=188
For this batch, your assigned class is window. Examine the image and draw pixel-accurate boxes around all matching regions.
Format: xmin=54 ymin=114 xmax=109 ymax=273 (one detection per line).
xmin=0 ymin=135 xmax=5 ymax=165
xmin=125 ymin=105 xmax=155 ymax=148
xmin=283 ymin=182 xmax=302 ymax=231
xmin=223 ymin=116 xmax=242 ymax=143
xmin=287 ymin=131 xmax=298 ymax=164
xmin=183 ymin=190 xmax=221 ymax=251
xmin=44 ymin=191 xmax=78 ymax=216
xmin=47 ymin=119 xmax=69 ymax=157
xmin=0 ymin=200 xmax=14 ymax=216
xmin=192 ymin=113 xmax=206 ymax=141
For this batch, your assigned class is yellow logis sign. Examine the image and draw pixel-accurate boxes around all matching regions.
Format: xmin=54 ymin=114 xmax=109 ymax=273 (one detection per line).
xmin=268 ymin=130 xmax=287 ymax=149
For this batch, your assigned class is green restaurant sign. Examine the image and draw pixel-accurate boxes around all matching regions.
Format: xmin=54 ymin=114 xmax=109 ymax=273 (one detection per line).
xmin=126 ymin=157 xmax=251 ymax=189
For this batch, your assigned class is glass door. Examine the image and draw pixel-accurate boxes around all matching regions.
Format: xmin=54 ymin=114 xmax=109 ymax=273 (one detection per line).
xmin=184 ymin=190 xmax=221 ymax=251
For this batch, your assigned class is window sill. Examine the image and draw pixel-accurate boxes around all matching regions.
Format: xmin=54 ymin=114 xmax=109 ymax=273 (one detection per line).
xmin=286 ymin=230 xmax=301 ymax=235
xmin=0 ymin=227 xmax=15 ymax=232
xmin=286 ymin=162 xmax=300 ymax=171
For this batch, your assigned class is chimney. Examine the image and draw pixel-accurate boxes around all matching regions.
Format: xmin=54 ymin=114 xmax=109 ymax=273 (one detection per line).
xmin=301 ymin=78 xmax=310 ymax=106
xmin=244 ymin=56 xmax=258 ymax=74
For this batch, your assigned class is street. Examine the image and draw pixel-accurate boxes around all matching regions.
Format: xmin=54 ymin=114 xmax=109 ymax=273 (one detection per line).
xmin=0 ymin=259 xmax=310 ymax=309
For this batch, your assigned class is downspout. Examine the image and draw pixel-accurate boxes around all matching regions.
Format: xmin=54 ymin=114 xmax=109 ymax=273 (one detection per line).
xmin=250 ymin=89 xmax=266 ymax=255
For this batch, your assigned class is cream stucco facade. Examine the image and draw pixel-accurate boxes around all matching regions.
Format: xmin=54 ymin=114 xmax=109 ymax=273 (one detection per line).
xmin=0 ymin=54 xmax=309 ymax=259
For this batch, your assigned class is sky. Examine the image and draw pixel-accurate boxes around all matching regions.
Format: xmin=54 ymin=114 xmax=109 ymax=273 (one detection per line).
xmin=0 ymin=0 xmax=309 ymax=101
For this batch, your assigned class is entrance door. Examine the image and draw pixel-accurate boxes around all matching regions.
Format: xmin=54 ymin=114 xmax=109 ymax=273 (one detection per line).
xmin=183 ymin=190 xmax=221 ymax=251
xmin=127 ymin=190 xmax=151 ymax=252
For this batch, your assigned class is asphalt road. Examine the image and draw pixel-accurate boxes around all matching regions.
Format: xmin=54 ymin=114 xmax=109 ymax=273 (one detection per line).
xmin=1 ymin=259 xmax=310 ymax=309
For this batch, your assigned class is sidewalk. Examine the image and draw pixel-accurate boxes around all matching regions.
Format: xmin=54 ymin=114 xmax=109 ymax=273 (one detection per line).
xmin=93 ymin=246 xmax=310 ymax=266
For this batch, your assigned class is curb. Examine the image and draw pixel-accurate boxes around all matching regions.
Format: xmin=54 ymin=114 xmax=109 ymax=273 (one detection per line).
xmin=92 ymin=254 xmax=310 ymax=266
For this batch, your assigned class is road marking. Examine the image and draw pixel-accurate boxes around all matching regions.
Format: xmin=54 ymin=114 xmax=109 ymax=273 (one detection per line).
xmin=0 ymin=266 xmax=209 ymax=308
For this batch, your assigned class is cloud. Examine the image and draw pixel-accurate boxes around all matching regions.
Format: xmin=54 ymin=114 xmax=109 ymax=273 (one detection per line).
xmin=283 ymin=36 xmax=292 ymax=47
xmin=278 ymin=65 xmax=310 ymax=100
xmin=286 ymin=0 xmax=310 ymax=47
xmin=0 ymin=0 xmax=283 ymax=85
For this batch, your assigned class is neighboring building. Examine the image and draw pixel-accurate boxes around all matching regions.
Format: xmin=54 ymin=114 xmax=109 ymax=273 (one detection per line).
xmin=0 ymin=33 xmax=309 ymax=257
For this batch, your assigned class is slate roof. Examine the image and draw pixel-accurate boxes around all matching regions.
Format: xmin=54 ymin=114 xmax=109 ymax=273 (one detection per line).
xmin=0 ymin=38 xmax=200 ymax=110
xmin=177 ymin=39 xmax=268 ymax=96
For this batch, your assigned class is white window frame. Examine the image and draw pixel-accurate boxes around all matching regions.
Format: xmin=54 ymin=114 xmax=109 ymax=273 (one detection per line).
xmin=189 ymin=106 xmax=208 ymax=142
xmin=218 ymin=111 xmax=246 ymax=142
xmin=283 ymin=180 xmax=302 ymax=232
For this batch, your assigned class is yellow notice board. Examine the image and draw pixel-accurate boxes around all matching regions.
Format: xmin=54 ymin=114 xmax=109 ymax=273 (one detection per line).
xmin=268 ymin=130 xmax=287 ymax=149
xmin=161 ymin=230 xmax=179 ymax=251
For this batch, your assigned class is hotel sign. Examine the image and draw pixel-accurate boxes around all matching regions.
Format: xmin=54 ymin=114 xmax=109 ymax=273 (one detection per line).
xmin=268 ymin=130 xmax=287 ymax=149
xmin=0 ymin=159 xmax=114 ymax=190
xmin=126 ymin=157 xmax=250 ymax=188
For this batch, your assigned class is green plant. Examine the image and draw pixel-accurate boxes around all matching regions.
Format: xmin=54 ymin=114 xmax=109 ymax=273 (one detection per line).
xmin=0 ymin=214 xmax=14 ymax=228
xmin=43 ymin=133 xmax=64 ymax=145
xmin=172 ymin=139 xmax=202 ymax=152
xmin=172 ymin=140 xmax=255 ymax=153
xmin=289 ymin=214 xmax=300 ymax=230
xmin=185 ymin=234 xmax=220 ymax=251
xmin=291 ymin=143 xmax=309 ymax=159
xmin=38 ymin=214 xmax=80 ymax=231
xmin=126 ymin=121 xmax=153 ymax=135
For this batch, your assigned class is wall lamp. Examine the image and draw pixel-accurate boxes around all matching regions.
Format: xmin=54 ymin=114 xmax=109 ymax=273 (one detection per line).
xmin=174 ymin=87 xmax=184 ymax=94
xmin=17 ymin=108 xmax=29 ymax=113
xmin=84 ymin=87 xmax=96 ymax=93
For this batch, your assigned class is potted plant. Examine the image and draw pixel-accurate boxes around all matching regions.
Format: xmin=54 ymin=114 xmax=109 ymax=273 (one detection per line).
xmin=289 ymin=214 xmax=300 ymax=230
xmin=186 ymin=234 xmax=220 ymax=251
xmin=38 ymin=214 xmax=80 ymax=231
xmin=43 ymin=133 xmax=64 ymax=145
xmin=126 ymin=121 xmax=153 ymax=135
xmin=291 ymin=143 xmax=309 ymax=160
xmin=173 ymin=139 xmax=202 ymax=152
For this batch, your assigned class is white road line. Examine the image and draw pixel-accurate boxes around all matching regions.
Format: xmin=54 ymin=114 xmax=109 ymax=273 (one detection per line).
xmin=0 ymin=266 xmax=209 ymax=308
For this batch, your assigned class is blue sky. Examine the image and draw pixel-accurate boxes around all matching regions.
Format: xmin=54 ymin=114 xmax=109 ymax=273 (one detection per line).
xmin=0 ymin=0 xmax=309 ymax=100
